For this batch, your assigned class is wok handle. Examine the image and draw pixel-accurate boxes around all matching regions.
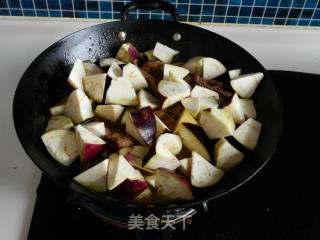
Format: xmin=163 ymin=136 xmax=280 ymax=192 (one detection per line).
xmin=121 ymin=0 xmax=179 ymax=22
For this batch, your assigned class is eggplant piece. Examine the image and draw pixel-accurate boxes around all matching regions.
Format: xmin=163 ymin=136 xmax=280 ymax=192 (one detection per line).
xmin=131 ymin=106 xmax=156 ymax=146
xmin=155 ymin=169 xmax=194 ymax=203
xmin=191 ymin=152 xmax=224 ymax=188
xmin=116 ymin=43 xmax=141 ymax=64
xmin=190 ymin=75 xmax=233 ymax=98
xmin=176 ymin=123 xmax=211 ymax=161
xmin=140 ymin=68 xmax=162 ymax=99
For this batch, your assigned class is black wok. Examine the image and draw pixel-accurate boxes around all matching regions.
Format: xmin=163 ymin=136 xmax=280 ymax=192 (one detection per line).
xmin=13 ymin=0 xmax=283 ymax=216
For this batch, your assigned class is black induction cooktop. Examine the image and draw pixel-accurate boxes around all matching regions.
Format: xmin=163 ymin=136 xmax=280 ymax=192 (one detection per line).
xmin=28 ymin=71 xmax=320 ymax=240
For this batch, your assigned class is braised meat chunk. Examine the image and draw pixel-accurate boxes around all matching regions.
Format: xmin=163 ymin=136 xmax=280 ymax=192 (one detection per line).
xmin=106 ymin=131 xmax=135 ymax=149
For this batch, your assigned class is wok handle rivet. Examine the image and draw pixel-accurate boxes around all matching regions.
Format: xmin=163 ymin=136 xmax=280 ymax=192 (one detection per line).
xmin=202 ymin=202 xmax=209 ymax=213
xmin=118 ymin=31 xmax=127 ymax=41
xmin=173 ymin=33 xmax=181 ymax=42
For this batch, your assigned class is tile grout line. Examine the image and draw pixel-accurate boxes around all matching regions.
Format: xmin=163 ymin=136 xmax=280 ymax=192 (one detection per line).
xmin=149 ymin=0 xmax=152 ymax=19
xmin=236 ymin=0 xmax=243 ymax=23
xmin=248 ymin=0 xmax=257 ymax=24
xmin=308 ymin=0 xmax=320 ymax=26
xmin=212 ymin=0 xmax=218 ymax=23
xmin=5 ymin=0 xmax=11 ymax=15
xmin=285 ymin=0 xmax=296 ymax=25
xmin=199 ymin=0 xmax=205 ymax=23
xmin=261 ymin=0 xmax=270 ymax=24
xmin=85 ymin=0 xmax=88 ymax=18
xmin=71 ymin=0 xmax=75 ymax=18
xmin=272 ymin=0 xmax=282 ymax=25
xmin=31 ymin=0 xmax=37 ymax=16
xmin=58 ymin=0 xmax=62 ymax=17
xmin=187 ymin=0 xmax=191 ymax=22
xmin=45 ymin=0 xmax=50 ymax=17
xmin=261 ymin=0 xmax=268 ymax=23
xmin=224 ymin=0 xmax=230 ymax=23
xmin=98 ymin=0 xmax=101 ymax=19
xmin=234 ymin=0 xmax=241 ymax=22
xmin=297 ymin=0 xmax=308 ymax=25
xmin=18 ymin=0 xmax=25 ymax=16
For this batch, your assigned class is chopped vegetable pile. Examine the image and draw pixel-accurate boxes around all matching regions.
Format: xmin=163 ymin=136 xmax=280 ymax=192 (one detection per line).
xmin=41 ymin=42 xmax=263 ymax=205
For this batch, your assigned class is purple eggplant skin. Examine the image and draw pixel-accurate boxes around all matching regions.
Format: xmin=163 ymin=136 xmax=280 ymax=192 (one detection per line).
xmin=131 ymin=106 xmax=156 ymax=146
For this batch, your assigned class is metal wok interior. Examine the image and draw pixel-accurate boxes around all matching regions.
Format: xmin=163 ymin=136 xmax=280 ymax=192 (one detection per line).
xmin=13 ymin=19 xmax=284 ymax=213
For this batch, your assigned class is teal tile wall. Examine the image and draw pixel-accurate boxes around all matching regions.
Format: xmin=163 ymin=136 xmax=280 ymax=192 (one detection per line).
xmin=0 ymin=0 xmax=319 ymax=26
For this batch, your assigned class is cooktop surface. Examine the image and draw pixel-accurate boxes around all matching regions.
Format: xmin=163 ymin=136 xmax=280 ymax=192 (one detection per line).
xmin=28 ymin=71 xmax=320 ymax=240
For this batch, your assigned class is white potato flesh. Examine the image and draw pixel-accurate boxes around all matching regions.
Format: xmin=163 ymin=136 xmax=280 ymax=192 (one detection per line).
xmin=228 ymin=69 xmax=242 ymax=79
xmin=155 ymin=169 xmax=193 ymax=202
xmin=176 ymin=123 xmax=211 ymax=161
xmin=95 ymin=104 xmax=125 ymax=123
xmin=156 ymin=133 xmax=182 ymax=156
xmin=119 ymin=146 xmax=150 ymax=159
xmin=163 ymin=64 xmax=189 ymax=80
xmin=198 ymin=97 xmax=219 ymax=110
xmin=107 ymin=61 xmax=123 ymax=79
xmin=107 ymin=154 xmax=136 ymax=190
xmin=49 ymin=98 xmax=67 ymax=116
xmin=223 ymin=93 xmax=245 ymax=124
xmin=73 ymin=159 xmax=109 ymax=192
xmin=64 ymin=89 xmax=94 ymax=124
xmin=75 ymin=125 xmax=105 ymax=145
xmin=174 ymin=109 xmax=199 ymax=133
xmin=145 ymin=174 xmax=156 ymax=188
xmin=128 ymin=169 xmax=145 ymax=181
xmin=45 ymin=115 xmax=74 ymax=132
xmin=41 ymin=130 xmax=78 ymax=166
xmin=67 ymin=59 xmax=86 ymax=90
xmin=123 ymin=63 xmax=148 ymax=91
xmin=121 ymin=107 xmax=134 ymax=125
xmin=183 ymin=56 xmax=203 ymax=75
xmin=191 ymin=152 xmax=224 ymax=188
xmin=230 ymin=72 xmax=264 ymax=98
xmin=214 ymin=138 xmax=244 ymax=170
xmin=75 ymin=125 xmax=105 ymax=162
xmin=178 ymin=158 xmax=192 ymax=178
xmin=182 ymin=97 xmax=218 ymax=118
xmin=138 ymin=89 xmax=160 ymax=109
xmin=155 ymin=116 xmax=170 ymax=137
xmin=134 ymin=187 xmax=153 ymax=204
xmin=83 ymin=122 xmax=106 ymax=138
xmin=203 ymin=57 xmax=226 ymax=80
xmin=240 ymin=99 xmax=257 ymax=119
xmin=99 ymin=58 xmax=124 ymax=67
xmin=191 ymin=85 xmax=219 ymax=99
xmin=181 ymin=98 xmax=200 ymax=117
xmin=83 ymin=62 xmax=103 ymax=75
xmin=162 ymin=91 xmax=190 ymax=109
xmin=233 ymin=118 xmax=262 ymax=150
xmin=105 ymin=78 xmax=138 ymax=106
xmin=199 ymin=109 xmax=235 ymax=139
xmin=168 ymin=71 xmax=191 ymax=89
xmin=144 ymin=154 xmax=180 ymax=171
xmin=124 ymin=113 xmax=145 ymax=145
xmin=116 ymin=43 xmax=139 ymax=63
xmin=153 ymin=42 xmax=179 ymax=63
xmin=83 ymin=73 xmax=107 ymax=102
xmin=158 ymin=80 xmax=190 ymax=97
xmin=144 ymin=49 xmax=155 ymax=61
